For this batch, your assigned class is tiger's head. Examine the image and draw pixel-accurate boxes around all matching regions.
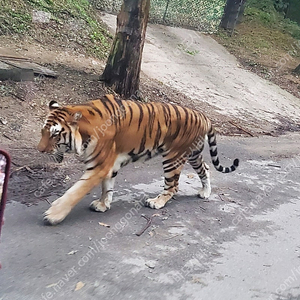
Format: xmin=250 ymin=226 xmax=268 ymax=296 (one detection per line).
xmin=37 ymin=101 xmax=82 ymax=163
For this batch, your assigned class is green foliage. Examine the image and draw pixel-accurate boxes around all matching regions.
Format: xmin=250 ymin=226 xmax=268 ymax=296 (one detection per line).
xmin=273 ymin=0 xmax=289 ymax=12
xmin=245 ymin=0 xmax=300 ymax=39
xmin=0 ymin=0 xmax=110 ymax=58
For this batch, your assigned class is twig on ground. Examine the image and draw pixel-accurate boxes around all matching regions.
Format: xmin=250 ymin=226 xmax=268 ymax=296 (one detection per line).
xmin=45 ymin=199 xmax=51 ymax=205
xmin=218 ymin=194 xmax=225 ymax=201
xmin=10 ymin=165 xmax=34 ymax=176
xmin=11 ymin=93 xmax=25 ymax=101
xmin=267 ymin=164 xmax=281 ymax=168
xmin=3 ymin=133 xmax=12 ymax=140
xmin=165 ymin=234 xmax=182 ymax=240
xmin=135 ymin=214 xmax=159 ymax=236
xmin=229 ymin=121 xmax=255 ymax=137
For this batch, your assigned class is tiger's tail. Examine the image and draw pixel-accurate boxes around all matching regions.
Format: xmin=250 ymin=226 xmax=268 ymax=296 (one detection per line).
xmin=207 ymin=128 xmax=239 ymax=173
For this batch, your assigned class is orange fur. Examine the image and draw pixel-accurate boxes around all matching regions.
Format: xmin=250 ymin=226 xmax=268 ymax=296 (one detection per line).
xmin=38 ymin=94 xmax=238 ymax=225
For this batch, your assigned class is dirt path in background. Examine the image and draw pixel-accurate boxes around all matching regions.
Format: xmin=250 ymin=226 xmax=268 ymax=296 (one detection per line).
xmin=102 ymin=13 xmax=300 ymax=135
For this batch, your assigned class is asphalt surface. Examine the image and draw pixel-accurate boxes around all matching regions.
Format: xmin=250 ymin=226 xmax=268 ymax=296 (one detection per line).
xmin=1 ymin=133 xmax=300 ymax=300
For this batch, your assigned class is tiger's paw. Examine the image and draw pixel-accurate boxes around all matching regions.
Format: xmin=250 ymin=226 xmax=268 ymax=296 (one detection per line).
xmin=145 ymin=194 xmax=170 ymax=209
xmin=198 ymin=187 xmax=211 ymax=199
xmin=90 ymin=200 xmax=110 ymax=212
xmin=43 ymin=204 xmax=71 ymax=225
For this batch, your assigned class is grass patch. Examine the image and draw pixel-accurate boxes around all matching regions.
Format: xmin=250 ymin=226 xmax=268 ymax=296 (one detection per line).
xmin=0 ymin=0 xmax=111 ymax=58
xmin=215 ymin=0 xmax=300 ymax=61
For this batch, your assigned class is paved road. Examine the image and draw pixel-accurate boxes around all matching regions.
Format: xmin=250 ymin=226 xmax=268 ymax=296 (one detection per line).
xmin=1 ymin=134 xmax=300 ymax=300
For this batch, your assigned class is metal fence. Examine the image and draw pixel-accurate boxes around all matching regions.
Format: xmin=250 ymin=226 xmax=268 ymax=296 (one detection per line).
xmin=93 ymin=0 xmax=226 ymax=33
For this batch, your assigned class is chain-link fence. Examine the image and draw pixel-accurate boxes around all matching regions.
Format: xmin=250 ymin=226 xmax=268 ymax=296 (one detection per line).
xmin=93 ymin=0 xmax=226 ymax=33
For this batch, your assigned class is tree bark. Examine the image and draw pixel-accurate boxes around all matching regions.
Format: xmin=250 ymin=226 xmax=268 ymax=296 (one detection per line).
xmin=294 ymin=64 xmax=300 ymax=74
xmin=220 ymin=0 xmax=247 ymax=30
xmin=100 ymin=0 xmax=150 ymax=99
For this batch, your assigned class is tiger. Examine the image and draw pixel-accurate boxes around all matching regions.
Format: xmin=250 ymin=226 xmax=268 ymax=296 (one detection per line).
xmin=37 ymin=94 xmax=239 ymax=225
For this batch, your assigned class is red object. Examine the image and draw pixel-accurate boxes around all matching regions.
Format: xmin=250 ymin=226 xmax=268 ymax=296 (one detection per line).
xmin=0 ymin=150 xmax=11 ymax=239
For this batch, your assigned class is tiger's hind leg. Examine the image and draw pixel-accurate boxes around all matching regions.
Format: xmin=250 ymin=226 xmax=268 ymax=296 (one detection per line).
xmin=188 ymin=151 xmax=211 ymax=199
xmin=146 ymin=154 xmax=186 ymax=209
xmin=90 ymin=176 xmax=116 ymax=212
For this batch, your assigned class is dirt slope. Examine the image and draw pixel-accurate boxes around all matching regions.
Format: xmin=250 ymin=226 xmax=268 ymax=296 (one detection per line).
xmin=102 ymin=13 xmax=300 ymax=135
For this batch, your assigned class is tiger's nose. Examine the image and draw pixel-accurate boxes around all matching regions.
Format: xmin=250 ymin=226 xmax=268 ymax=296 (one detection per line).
xmin=37 ymin=141 xmax=47 ymax=152
xmin=37 ymin=145 xmax=45 ymax=152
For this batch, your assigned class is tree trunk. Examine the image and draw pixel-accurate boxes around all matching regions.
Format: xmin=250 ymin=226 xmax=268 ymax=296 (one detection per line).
xmin=220 ymin=0 xmax=247 ymax=30
xmin=294 ymin=64 xmax=300 ymax=74
xmin=100 ymin=0 xmax=150 ymax=99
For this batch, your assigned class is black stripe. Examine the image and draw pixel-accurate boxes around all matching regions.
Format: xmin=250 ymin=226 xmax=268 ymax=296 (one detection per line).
xmin=146 ymin=105 xmax=152 ymax=137
xmin=128 ymin=105 xmax=133 ymax=126
xmin=148 ymin=103 xmax=155 ymax=138
xmin=172 ymin=105 xmax=181 ymax=139
xmin=138 ymin=129 xmax=147 ymax=154
xmin=85 ymin=148 xmax=102 ymax=164
xmin=56 ymin=112 xmax=68 ymax=119
xmin=62 ymin=132 xmax=67 ymax=143
xmin=116 ymin=99 xmax=126 ymax=119
xmin=101 ymin=98 xmax=113 ymax=115
xmin=193 ymin=111 xmax=199 ymax=126
xmin=163 ymin=157 xmax=177 ymax=165
xmin=107 ymin=99 xmax=117 ymax=118
xmin=212 ymin=158 xmax=220 ymax=166
xmin=153 ymin=121 xmax=162 ymax=149
xmin=165 ymin=177 xmax=174 ymax=182
xmin=136 ymin=102 xmax=144 ymax=131
xmin=91 ymin=105 xmax=103 ymax=118
xmin=190 ymin=110 xmax=194 ymax=126
xmin=164 ymin=104 xmax=172 ymax=127
xmin=88 ymin=109 xmax=95 ymax=116
xmin=164 ymin=165 xmax=179 ymax=173
xmin=210 ymin=149 xmax=218 ymax=157
xmin=164 ymin=186 xmax=174 ymax=190
xmin=209 ymin=140 xmax=217 ymax=147
xmin=86 ymin=160 xmax=104 ymax=171
xmin=128 ymin=149 xmax=136 ymax=157
xmin=182 ymin=106 xmax=189 ymax=129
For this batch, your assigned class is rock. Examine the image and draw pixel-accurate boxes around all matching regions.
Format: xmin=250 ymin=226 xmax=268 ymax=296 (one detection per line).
xmin=32 ymin=10 xmax=51 ymax=23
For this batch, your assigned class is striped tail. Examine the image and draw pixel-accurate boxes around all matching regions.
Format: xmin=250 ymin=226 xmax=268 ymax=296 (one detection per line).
xmin=207 ymin=128 xmax=239 ymax=173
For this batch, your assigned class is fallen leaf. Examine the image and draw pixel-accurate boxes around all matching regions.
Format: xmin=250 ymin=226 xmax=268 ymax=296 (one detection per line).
xmin=152 ymin=214 xmax=160 ymax=217
xmin=145 ymin=261 xmax=156 ymax=269
xmin=74 ymin=281 xmax=85 ymax=291
xmin=46 ymin=283 xmax=58 ymax=288
xmin=98 ymin=222 xmax=110 ymax=228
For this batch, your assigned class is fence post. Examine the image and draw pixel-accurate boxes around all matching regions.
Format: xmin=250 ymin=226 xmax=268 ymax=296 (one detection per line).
xmin=163 ymin=0 xmax=170 ymax=22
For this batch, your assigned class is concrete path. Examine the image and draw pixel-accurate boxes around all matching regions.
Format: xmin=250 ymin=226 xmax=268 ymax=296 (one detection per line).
xmin=1 ymin=134 xmax=300 ymax=300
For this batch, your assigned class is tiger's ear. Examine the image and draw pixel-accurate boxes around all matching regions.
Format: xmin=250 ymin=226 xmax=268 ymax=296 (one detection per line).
xmin=49 ymin=100 xmax=60 ymax=110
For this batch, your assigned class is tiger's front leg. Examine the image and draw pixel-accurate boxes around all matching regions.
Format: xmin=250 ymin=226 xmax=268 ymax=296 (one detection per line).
xmin=43 ymin=169 xmax=107 ymax=225
xmin=89 ymin=176 xmax=116 ymax=212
